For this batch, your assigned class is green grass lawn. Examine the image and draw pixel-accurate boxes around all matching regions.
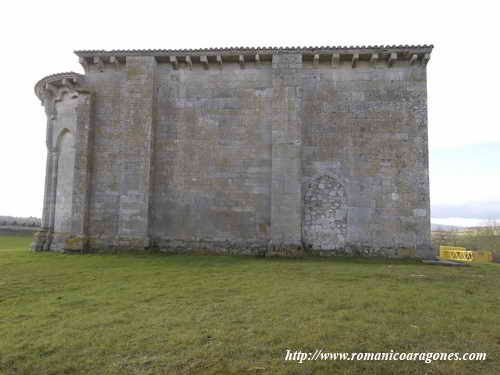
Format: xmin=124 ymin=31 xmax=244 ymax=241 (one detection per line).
xmin=1 ymin=235 xmax=499 ymax=375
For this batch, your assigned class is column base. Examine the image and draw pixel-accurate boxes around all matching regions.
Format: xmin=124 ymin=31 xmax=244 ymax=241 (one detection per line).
xmin=31 ymin=230 xmax=51 ymax=252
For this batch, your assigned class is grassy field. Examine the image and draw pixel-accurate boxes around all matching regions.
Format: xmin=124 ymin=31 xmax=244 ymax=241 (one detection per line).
xmin=1 ymin=236 xmax=499 ymax=375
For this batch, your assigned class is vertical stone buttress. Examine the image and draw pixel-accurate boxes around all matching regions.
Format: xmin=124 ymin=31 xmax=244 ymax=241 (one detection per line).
xmin=117 ymin=56 xmax=157 ymax=249
xmin=414 ymin=68 xmax=433 ymax=258
xmin=67 ymin=93 xmax=94 ymax=250
xmin=270 ymin=53 xmax=303 ymax=252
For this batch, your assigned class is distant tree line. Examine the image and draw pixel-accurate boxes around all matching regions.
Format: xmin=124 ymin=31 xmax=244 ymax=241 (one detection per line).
xmin=432 ymin=220 xmax=500 ymax=255
xmin=0 ymin=216 xmax=41 ymax=228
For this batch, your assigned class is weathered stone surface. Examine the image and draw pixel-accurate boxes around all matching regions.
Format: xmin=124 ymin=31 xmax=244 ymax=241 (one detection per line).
xmin=32 ymin=45 xmax=434 ymax=258
xmin=303 ymin=175 xmax=347 ymax=250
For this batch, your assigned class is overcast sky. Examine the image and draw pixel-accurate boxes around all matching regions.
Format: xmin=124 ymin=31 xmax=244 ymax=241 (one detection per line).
xmin=1 ymin=0 xmax=498 ymax=226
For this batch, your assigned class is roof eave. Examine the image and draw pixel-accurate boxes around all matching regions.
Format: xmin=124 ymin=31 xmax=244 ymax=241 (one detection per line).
xmin=74 ymin=44 xmax=434 ymax=58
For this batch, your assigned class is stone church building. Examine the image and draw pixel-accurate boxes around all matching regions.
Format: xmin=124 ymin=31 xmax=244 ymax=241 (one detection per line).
xmin=32 ymin=45 xmax=434 ymax=258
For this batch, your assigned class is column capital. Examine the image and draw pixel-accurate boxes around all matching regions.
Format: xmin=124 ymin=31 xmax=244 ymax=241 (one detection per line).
xmin=35 ymin=72 xmax=89 ymax=107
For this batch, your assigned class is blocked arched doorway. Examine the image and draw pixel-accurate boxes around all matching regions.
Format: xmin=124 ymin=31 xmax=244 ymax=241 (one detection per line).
xmin=303 ymin=175 xmax=347 ymax=250
xmin=53 ymin=129 xmax=75 ymax=233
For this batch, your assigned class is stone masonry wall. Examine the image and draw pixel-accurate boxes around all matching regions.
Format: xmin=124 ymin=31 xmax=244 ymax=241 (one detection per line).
xmin=85 ymin=70 xmax=125 ymax=247
xmin=153 ymin=61 xmax=273 ymax=253
xmin=301 ymin=59 xmax=432 ymax=257
xmin=33 ymin=46 xmax=434 ymax=258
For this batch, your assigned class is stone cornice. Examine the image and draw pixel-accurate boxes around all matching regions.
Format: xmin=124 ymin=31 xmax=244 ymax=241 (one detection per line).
xmin=75 ymin=45 xmax=433 ymax=68
xmin=74 ymin=44 xmax=433 ymax=57
xmin=34 ymin=72 xmax=88 ymax=104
